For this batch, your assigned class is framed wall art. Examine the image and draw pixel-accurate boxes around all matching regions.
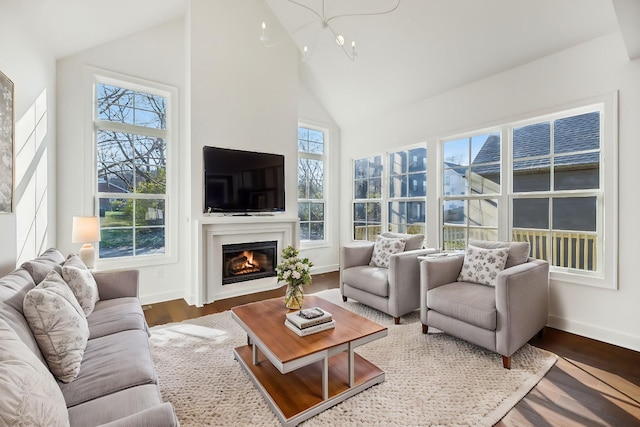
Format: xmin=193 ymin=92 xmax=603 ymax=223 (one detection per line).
xmin=0 ymin=70 xmax=14 ymax=213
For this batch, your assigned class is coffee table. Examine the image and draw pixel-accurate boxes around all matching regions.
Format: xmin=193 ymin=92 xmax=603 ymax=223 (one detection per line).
xmin=231 ymin=295 xmax=388 ymax=427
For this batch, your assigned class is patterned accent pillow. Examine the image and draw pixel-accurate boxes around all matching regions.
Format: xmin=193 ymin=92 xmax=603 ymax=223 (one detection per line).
xmin=457 ymin=245 xmax=510 ymax=287
xmin=0 ymin=319 xmax=69 ymax=426
xmin=23 ymin=270 xmax=89 ymax=383
xmin=62 ymin=254 xmax=100 ymax=316
xmin=369 ymin=235 xmax=407 ymax=268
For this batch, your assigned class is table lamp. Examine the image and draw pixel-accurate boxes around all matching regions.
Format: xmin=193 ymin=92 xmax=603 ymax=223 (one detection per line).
xmin=72 ymin=216 xmax=100 ymax=269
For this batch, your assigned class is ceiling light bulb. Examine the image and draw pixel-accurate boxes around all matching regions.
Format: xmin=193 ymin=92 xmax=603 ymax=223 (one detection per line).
xmin=262 ymin=22 xmax=266 ymax=30
xmin=336 ymin=34 xmax=345 ymax=46
xmin=304 ymin=46 xmax=308 ymax=53
xmin=352 ymin=41 xmax=356 ymax=48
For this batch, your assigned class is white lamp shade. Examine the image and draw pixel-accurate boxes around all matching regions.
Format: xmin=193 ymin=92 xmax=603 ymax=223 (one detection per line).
xmin=72 ymin=216 xmax=100 ymax=243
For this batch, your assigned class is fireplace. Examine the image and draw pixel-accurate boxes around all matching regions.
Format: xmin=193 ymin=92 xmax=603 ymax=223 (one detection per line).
xmin=222 ymin=241 xmax=277 ymax=285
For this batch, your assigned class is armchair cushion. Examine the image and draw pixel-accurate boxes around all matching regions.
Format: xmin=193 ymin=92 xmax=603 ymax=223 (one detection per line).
xmin=342 ymin=266 xmax=389 ymax=297
xmin=428 ymin=282 xmax=496 ymax=330
xmin=457 ymin=245 xmax=509 ymax=286
xmin=369 ymin=235 xmax=406 ymax=268
xmin=469 ymin=239 xmax=530 ymax=269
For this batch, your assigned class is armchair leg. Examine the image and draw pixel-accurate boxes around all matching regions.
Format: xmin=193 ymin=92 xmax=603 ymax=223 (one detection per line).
xmin=502 ymin=356 xmax=511 ymax=370
xmin=394 ymin=317 xmax=400 ymax=325
xmin=342 ymin=295 xmax=347 ymax=302
xmin=422 ymin=324 xmax=428 ymax=334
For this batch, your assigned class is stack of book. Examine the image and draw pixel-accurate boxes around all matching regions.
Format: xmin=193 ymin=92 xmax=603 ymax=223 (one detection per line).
xmin=285 ymin=307 xmax=335 ymax=336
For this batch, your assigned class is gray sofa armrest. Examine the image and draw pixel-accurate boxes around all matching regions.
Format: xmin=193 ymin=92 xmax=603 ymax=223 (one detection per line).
xmin=92 ymin=269 xmax=140 ymax=300
xmin=495 ymin=259 xmax=549 ymax=357
xmin=340 ymin=242 xmax=375 ymax=270
xmin=419 ymin=254 xmax=465 ymax=324
xmin=389 ymin=248 xmax=440 ymax=293
xmin=419 ymin=254 xmax=465 ymax=291
xmin=98 ymin=403 xmax=179 ymax=427
xmin=386 ymin=248 xmax=439 ymax=318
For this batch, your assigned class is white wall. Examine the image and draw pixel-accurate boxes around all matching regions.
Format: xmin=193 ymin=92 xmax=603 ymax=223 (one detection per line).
xmin=56 ymin=18 xmax=188 ymax=304
xmin=187 ymin=0 xmax=300 ymax=304
xmin=340 ymin=32 xmax=640 ymax=352
xmin=0 ymin=6 xmax=57 ymax=275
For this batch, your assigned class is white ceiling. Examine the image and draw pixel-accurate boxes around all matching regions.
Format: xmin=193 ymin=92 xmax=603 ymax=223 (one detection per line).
xmin=1 ymin=0 xmax=187 ymax=59
xmin=265 ymin=0 xmax=622 ymax=125
xmin=3 ymin=0 xmax=632 ymax=127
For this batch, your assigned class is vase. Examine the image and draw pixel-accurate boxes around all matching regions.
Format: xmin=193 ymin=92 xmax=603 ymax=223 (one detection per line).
xmin=285 ymin=283 xmax=304 ymax=309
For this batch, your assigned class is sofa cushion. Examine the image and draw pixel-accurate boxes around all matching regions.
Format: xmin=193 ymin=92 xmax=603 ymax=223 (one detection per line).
xmin=468 ymin=239 xmax=530 ymax=269
xmin=67 ymin=384 xmax=164 ymax=427
xmin=60 ymin=329 xmax=157 ymax=407
xmin=381 ymin=232 xmax=424 ymax=251
xmin=457 ymin=245 xmax=509 ymax=287
xmin=62 ymin=254 xmax=100 ymax=316
xmin=428 ymin=282 xmax=497 ymax=330
xmin=0 ymin=319 xmax=69 ymax=427
xmin=0 ymin=269 xmax=45 ymax=364
xmin=88 ymin=297 xmax=148 ymax=339
xmin=342 ymin=265 xmax=389 ymax=297
xmin=23 ymin=270 xmax=89 ymax=383
xmin=20 ymin=247 xmax=65 ymax=284
xmin=369 ymin=235 xmax=406 ymax=268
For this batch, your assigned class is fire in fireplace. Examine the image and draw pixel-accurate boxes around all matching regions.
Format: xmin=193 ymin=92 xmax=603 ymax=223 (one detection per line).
xmin=222 ymin=241 xmax=277 ymax=285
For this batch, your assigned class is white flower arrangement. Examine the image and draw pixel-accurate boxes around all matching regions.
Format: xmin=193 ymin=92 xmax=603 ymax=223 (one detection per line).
xmin=276 ymin=246 xmax=313 ymax=287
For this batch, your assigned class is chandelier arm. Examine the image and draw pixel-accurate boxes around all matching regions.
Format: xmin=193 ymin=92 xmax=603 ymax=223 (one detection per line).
xmin=325 ymin=23 xmax=356 ymax=62
xmin=325 ymin=0 xmax=400 ymax=25
xmin=286 ymin=0 xmax=324 ymax=22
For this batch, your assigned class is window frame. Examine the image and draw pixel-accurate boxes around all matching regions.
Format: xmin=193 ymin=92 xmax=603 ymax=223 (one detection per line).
xmin=506 ymin=100 xmax=615 ymax=289
xmin=352 ymin=154 xmax=385 ymax=241
xmin=87 ymin=68 xmax=178 ymax=269
xmin=435 ymin=94 xmax=617 ymax=289
xmin=387 ymin=145 xmax=427 ymax=236
xmin=297 ymin=122 xmax=329 ymax=248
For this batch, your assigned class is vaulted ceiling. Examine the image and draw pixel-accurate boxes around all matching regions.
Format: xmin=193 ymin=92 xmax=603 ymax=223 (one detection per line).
xmin=265 ymin=0 xmax=625 ymax=125
xmin=3 ymin=0 xmax=637 ymax=127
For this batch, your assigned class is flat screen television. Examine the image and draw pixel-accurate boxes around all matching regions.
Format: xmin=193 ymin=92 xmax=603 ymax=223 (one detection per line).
xmin=203 ymin=146 xmax=285 ymax=214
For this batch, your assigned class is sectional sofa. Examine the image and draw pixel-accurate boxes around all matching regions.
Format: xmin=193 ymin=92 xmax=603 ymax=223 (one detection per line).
xmin=0 ymin=248 xmax=178 ymax=426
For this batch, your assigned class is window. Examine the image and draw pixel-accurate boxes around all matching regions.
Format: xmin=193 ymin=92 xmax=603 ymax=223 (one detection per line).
xmin=353 ymin=155 xmax=383 ymax=240
xmin=297 ymin=126 xmax=326 ymax=243
xmin=95 ymin=78 xmax=172 ymax=260
xmin=511 ymin=111 xmax=601 ymax=272
xmin=438 ymin=102 xmax=613 ymax=284
xmin=442 ymin=132 xmax=501 ymax=249
xmin=388 ymin=147 xmax=427 ymax=235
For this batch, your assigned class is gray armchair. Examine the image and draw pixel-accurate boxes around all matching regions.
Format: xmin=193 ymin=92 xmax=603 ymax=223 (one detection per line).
xmin=340 ymin=232 xmax=438 ymax=324
xmin=420 ymin=240 xmax=549 ymax=369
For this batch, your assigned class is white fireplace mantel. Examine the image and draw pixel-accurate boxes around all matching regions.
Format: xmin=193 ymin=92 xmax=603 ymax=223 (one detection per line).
xmin=193 ymin=215 xmax=299 ymax=305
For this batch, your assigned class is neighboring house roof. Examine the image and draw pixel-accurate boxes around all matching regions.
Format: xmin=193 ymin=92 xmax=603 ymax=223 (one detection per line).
xmin=471 ymin=112 xmax=600 ymax=175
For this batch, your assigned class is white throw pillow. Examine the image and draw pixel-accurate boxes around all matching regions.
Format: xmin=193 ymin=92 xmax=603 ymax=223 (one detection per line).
xmin=369 ymin=235 xmax=407 ymax=268
xmin=457 ymin=245 xmax=510 ymax=287
xmin=0 ymin=319 xmax=70 ymax=426
xmin=23 ymin=270 xmax=89 ymax=383
xmin=62 ymin=254 xmax=100 ymax=316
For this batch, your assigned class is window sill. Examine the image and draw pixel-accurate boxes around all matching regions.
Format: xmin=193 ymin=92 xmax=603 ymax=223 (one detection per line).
xmin=549 ymin=269 xmax=616 ymax=290
xmin=95 ymin=253 xmax=177 ymax=271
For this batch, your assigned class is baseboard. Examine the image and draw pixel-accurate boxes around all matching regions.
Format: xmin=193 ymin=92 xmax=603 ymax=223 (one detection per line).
xmin=311 ymin=264 xmax=339 ymax=275
xmin=140 ymin=289 xmax=185 ymax=306
xmin=548 ymin=315 xmax=640 ymax=352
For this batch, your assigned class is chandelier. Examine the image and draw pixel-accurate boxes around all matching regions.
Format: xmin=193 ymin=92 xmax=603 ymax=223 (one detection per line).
xmin=261 ymin=0 xmax=401 ymax=61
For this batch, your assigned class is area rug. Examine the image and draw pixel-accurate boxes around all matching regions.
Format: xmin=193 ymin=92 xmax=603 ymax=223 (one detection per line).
xmin=148 ymin=289 xmax=557 ymax=426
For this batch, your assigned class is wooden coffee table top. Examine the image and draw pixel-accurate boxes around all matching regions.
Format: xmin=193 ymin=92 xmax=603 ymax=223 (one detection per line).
xmin=231 ymin=295 xmax=387 ymax=364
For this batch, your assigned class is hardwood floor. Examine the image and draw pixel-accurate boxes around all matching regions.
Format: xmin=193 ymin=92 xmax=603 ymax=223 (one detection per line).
xmin=143 ymin=271 xmax=640 ymax=426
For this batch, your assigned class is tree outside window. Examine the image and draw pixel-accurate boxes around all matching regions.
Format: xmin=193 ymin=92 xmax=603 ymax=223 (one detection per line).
xmin=96 ymin=82 xmax=168 ymax=259
xmin=298 ymin=126 xmax=326 ymax=242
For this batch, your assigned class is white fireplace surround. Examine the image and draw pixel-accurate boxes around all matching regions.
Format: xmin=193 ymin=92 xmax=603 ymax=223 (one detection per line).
xmin=199 ymin=216 xmax=298 ymax=303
